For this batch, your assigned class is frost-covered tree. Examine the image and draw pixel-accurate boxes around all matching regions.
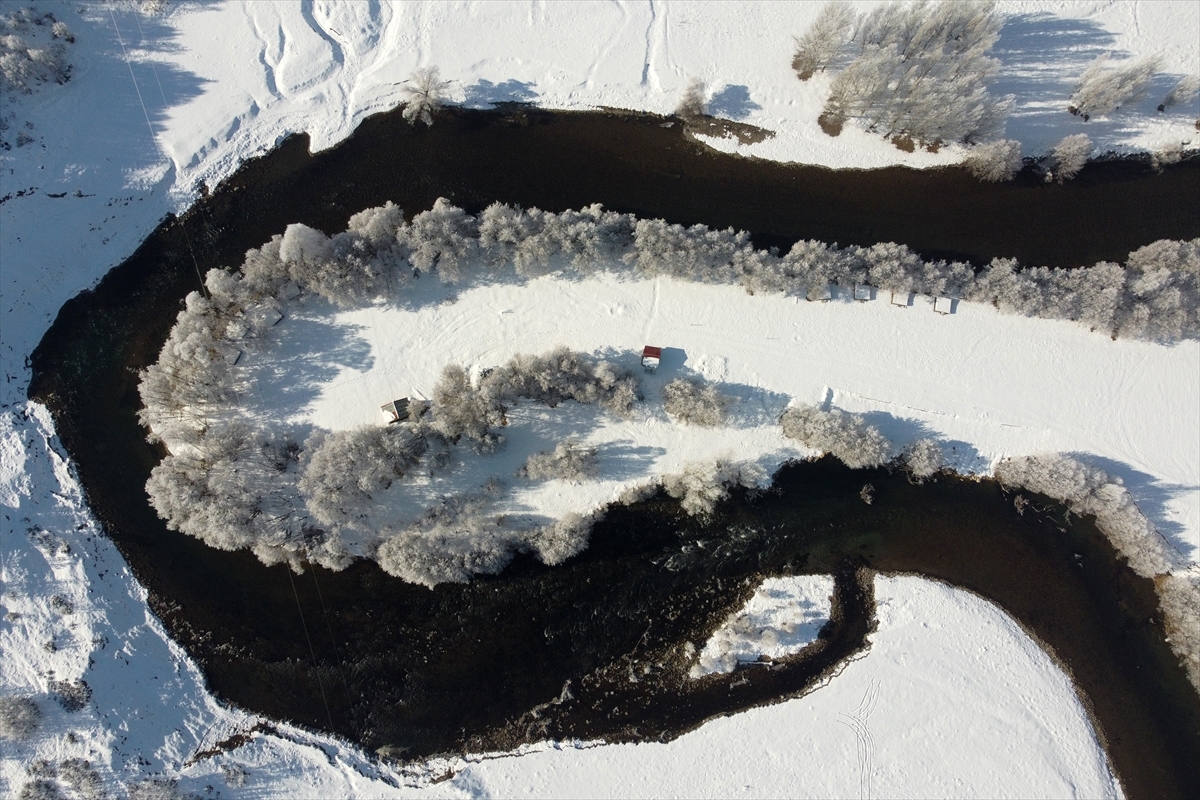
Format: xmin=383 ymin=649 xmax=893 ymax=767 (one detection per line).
xmin=300 ymin=424 xmax=429 ymax=527
xmin=675 ymin=78 xmax=706 ymax=119
xmin=662 ymin=377 xmax=734 ymax=426
xmin=1048 ymin=133 xmax=1091 ymax=182
xmin=662 ymin=459 xmax=765 ymax=517
xmin=903 ymin=438 xmax=943 ymax=479
xmin=1159 ymin=74 xmax=1200 ymax=112
xmin=521 ymin=439 xmax=599 ymax=482
xmin=401 ymin=66 xmax=451 ymax=126
xmin=1158 ymin=573 xmax=1200 ymax=691
xmin=821 ymin=0 xmax=1012 ymax=145
xmin=963 ymin=139 xmax=1022 ymax=182
xmin=781 ymin=404 xmax=891 ymax=468
xmin=376 ymin=491 xmax=517 ymax=587
xmin=525 ymin=510 xmax=601 ymax=566
xmin=1068 ymin=55 xmax=1159 ymax=119
xmin=401 ymin=197 xmax=480 ymax=282
xmin=792 ymin=2 xmax=855 ymax=80
xmin=0 ymin=696 xmax=40 ymax=741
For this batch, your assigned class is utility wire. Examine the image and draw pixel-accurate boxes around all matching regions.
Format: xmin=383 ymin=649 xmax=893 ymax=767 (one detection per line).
xmin=106 ymin=2 xmax=209 ymax=297
xmin=285 ymin=564 xmax=336 ymax=731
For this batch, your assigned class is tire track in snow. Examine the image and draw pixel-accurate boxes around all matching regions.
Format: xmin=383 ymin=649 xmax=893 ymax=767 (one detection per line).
xmin=584 ymin=0 xmax=631 ymax=90
xmin=243 ymin=3 xmax=283 ymax=102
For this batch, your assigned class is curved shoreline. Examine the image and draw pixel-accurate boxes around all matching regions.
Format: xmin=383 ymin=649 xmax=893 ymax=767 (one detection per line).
xmin=27 ymin=106 xmax=1200 ymax=796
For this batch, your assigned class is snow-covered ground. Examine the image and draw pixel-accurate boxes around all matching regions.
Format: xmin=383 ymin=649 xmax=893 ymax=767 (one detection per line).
xmin=690 ymin=574 xmax=835 ymax=677
xmin=3 ymin=1 xmax=1198 ymax=797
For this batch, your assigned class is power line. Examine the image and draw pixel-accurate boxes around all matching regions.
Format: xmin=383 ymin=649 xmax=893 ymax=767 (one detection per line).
xmin=285 ymin=564 xmax=336 ymax=731
xmin=106 ymin=2 xmax=209 ymax=298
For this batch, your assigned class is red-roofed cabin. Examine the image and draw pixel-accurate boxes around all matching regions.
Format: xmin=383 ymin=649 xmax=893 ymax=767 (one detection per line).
xmin=642 ymin=346 xmax=662 ymax=373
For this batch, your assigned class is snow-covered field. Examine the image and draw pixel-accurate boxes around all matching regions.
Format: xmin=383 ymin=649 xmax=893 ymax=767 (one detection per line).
xmin=3 ymin=1 xmax=1198 ymax=797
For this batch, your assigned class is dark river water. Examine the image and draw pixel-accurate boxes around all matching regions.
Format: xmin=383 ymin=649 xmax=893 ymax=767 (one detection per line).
xmin=28 ymin=106 xmax=1200 ymax=796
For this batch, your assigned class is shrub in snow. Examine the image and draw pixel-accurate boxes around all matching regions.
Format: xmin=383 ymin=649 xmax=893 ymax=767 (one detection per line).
xmin=791 ymin=2 xmax=855 ymax=81
xmin=1048 ymin=133 xmax=1091 ymax=182
xmin=521 ymin=440 xmax=599 ymax=483
xmin=526 ymin=510 xmax=602 ymax=566
xmin=17 ymin=780 xmax=61 ymax=800
xmin=963 ymin=139 xmax=1022 ymax=182
xmin=0 ymin=696 xmax=40 ymax=741
xmin=662 ymin=377 xmax=734 ymax=427
xmin=59 ymin=759 xmax=104 ymax=800
xmin=1159 ymin=74 xmax=1200 ymax=113
xmin=675 ymin=79 xmax=706 ymax=119
xmin=1068 ymin=55 xmax=1158 ymax=120
xmin=401 ymin=66 xmax=451 ymax=126
xmin=902 ymin=438 xmax=943 ymax=479
xmin=127 ymin=778 xmax=185 ymax=800
xmin=48 ymin=594 xmax=73 ymax=615
xmin=48 ymin=679 xmax=91 ymax=713
xmin=820 ymin=1 xmax=1012 ymax=145
xmin=0 ymin=8 xmax=74 ymax=97
xmin=222 ymin=765 xmax=249 ymax=788
xmin=781 ymin=404 xmax=891 ymax=469
xmin=662 ymin=459 xmax=765 ymax=517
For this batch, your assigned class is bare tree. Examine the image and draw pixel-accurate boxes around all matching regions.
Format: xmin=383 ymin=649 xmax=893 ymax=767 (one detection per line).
xmin=1048 ymin=133 xmax=1091 ymax=182
xmin=963 ymin=139 xmax=1022 ymax=182
xmin=1068 ymin=55 xmax=1159 ymax=120
xmin=1159 ymin=74 xmax=1200 ymax=112
xmin=792 ymin=3 xmax=855 ymax=80
xmin=675 ymin=78 xmax=707 ymax=120
xmin=402 ymin=66 xmax=451 ymax=126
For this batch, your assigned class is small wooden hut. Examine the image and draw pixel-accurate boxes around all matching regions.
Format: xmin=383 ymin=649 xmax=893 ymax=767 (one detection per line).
xmin=641 ymin=346 xmax=662 ymax=373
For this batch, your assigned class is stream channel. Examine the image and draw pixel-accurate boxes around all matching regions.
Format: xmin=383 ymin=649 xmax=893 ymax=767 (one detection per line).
xmin=27 ymin=106 xmax=1200 ymax=796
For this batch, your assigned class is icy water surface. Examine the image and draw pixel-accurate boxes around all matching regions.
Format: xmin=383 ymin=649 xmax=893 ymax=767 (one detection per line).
xmin=29 ymin=106 xmax=1200 ymax=796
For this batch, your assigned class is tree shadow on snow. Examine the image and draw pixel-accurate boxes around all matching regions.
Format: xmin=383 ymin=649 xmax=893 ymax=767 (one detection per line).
xmin=992 ymin=12 xmax=1197 ymax=153
xmin=1068 ymin=452 xmax=1197 ymax=562
xmin=240 ymin=313 xmax=375 ymax=421
xmin=707 ymin=85 xmax=761 ymax=121
xmin=460 ymin=78 xmax=539 ymax=109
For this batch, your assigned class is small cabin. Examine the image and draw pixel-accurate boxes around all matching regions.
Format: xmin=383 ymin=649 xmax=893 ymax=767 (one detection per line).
xmin=890 ymin=291 xmax=911 ymax=308
xmin=641 ymin=346 xmax=662 ymax=373
xmin=933 ymin=296 xmax=954 ymax=315
xmin=381 ymin=398 xmax=411 ymax=423
xmin=853 ymin=284 xmax=871 ymax=302
xmin=807 ymin=284 xmax=832 ymax=302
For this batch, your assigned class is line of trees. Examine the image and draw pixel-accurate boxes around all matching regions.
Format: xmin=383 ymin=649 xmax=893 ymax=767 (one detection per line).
xmin=996 ymin=452 xmax=1198 ymax=690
